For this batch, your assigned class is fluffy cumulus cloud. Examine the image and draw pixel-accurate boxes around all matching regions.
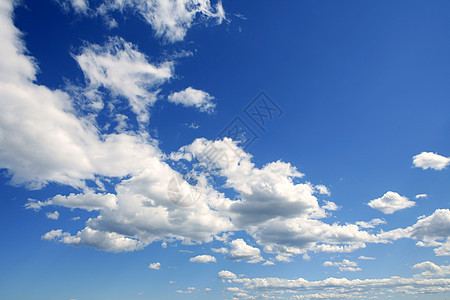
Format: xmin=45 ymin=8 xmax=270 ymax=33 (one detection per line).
xmin=0 ymin=2 xmax=175 ymax=189
xmin=1 ymin=0 xmax=233 ymax=253
xmin=380 ymin=209 xmax=450 ymax=256
xmin=96 ymin=0 xmax=225 ymax=42
xmin=189 ymin=254 xmax=216 ymax=263
xmin=148 ymin=262 xmax=161 ymax=270
xmin=218 ymin=266 xmax=450 ymax=299
xmin=0 ymin=0 xmax=394 ymax=258
xmin=413 ymin=152 xmax=450 ymax=171
xmin=314 ymin=184 xmax=330 ymax=196
xmin=412 ymin=261 xmax=450 ymax=277
xmin=3 ymin=0 xmax=450 ymax=282
xmin=26 ymin=192 xmax=118 ymax=212
xmin=168 ymin=87 xmax=215 ymax=113
xmin=170 ymin=138 xmax=388 ymax=257
xmin=322 ymin=259 xmax=361 ymax=272
xmin=75 ymin=37 xmax=173 ymax=124
xmin=46 ymin=211 xmax=60 ymax=220
xmin=368 ymin=191 xmax=415 ymax=214
xmin=227 ymin=239 xmax=263 ymax=263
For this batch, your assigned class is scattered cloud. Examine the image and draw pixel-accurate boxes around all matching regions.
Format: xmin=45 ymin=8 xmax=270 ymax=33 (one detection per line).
xmin=148 ymin=262 xmax=161 ymax=270
xmin=322 ymin=200 xmax=339 ymax=211
xmin=416 ymin=193 xmax=428 ymax=199
xmin=380 ymin=209 xmax=450 ymax=256
xmin=211 ymin=247 xmax=228 ymax=254
xmin=189 ymin=255 xmax=216 ymax=263
xmin=227 ymin=239 xmax=263 ymax=263
xmin=46 ymin=211 xmax=60 ymax=220
xmin=412 ymin=261 xmax=450 ymax=277
xmin=218 ymin=266 xmax=450 ymax=299
xmin=322 ymin=259 xmax=361 ymax=272
xmin=168 ymin=87 xmax=215 ymax=113
xmin=413 ymin=152 xmax=450 ymax=171
xmin=315 ymin=184 xmax=330 ymax=196
xmin=368 ymin=191 xmax=415 ymax=214
xmin=96 ymin=0 xmax=225 ymax=43
xmin=75 ymin=37 xmax=173 ymax=124
xmin=356 ymin=218 xmax=386 ymax=229
xmin=56 ymin=0 xmax=89 ymax=14
xmin=26 ymin=192 xmax=118 ymax=212
xmin=218 ymin=270 xmax=237 ymax=280
xmin=358 ymin=256 xmax=375 ymax=260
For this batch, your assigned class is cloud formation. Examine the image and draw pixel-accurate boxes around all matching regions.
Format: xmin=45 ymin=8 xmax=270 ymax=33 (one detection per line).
xmin=96 ymin=0 xmax=225 ymax=42
xmin=368 ymin=191 xmax=415 ymax=214
xmin=322 ymin=259 xmax=361 ymax=272
xmin=148 ymin=262 xmax=161 ymax=270
xmin=168 ymin=87 xmax=215 ymax=113
xmin=227 ymin=239 xmax=263 ymax=263
xmin=218 ymin=266 xmax=450 ymax=299
xmin=189 ymin=255 xmax=216 ymax=263
xmin=75 ymin=37 xmax=173 ymax=124
xmin=413 ymin=152 xmax=450 ymax=171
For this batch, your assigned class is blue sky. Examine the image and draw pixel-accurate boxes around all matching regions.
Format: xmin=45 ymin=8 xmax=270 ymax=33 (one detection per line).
xmin=1 ymin=0 xmax=450 ymax=299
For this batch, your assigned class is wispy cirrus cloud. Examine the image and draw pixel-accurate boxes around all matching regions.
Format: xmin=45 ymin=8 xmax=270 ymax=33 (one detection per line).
xmin=97 ymin=0 xmax=225 ymax=43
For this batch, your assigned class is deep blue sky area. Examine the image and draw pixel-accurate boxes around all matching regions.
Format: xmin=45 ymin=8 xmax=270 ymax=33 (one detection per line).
xmin=1 ymin=0 xmax=450 ymax=299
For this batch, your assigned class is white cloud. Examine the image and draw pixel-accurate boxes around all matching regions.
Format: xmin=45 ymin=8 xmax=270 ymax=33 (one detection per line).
xmin=358 ymin=256 xmax=375 ymax=260
xmin=171 ymin=138 xmax=389 ymax=258
xmin=211 ymin=247 xmax=228 ymax=254
xmin=96 ymin=0 xmax=225 ymax=43
xmin=176 ymin=286 xmax=198 ymax=293
xmin=315 ymin=184 xmax=330 ymax=196
xmin=218 ymin=266 xmax=450 ymax=299
xmin=322 ymin=201 xmax=339 ymax=211
xmin=42 ymin=227 xmax=144 ymax=253
xmin=415 ymin=193 xmax=428 ymax=199
xmin=56 ymin=0 xmax=89 ymax=14
xmin=412 ymin=261 xmax=450 ymax=277
xmin=274 ymin=254 xmax=293 ymax=263
xmin=168 ymin=87 xmax=215 ymax=113
xmin=148 ymin=262 xmax=161 ymax=270
xmin=380 ymin=209 xmax=450 ymax=256
xmin=189 ymin=254 xmax=216 ymax=263
xmin=322 ymin=259 xmax=361 ymax=272
xmin=218 ymin=270 xmax=237 ymax=279
xmin=356 ymin=218 xmax=386 ymax=229
xmin=46 ymin=211 xmax=60 ymax=220
xmin=1 ymin=2 xmax=236 ymax=254
xmin=227 ymin=239 xmax=263 ymax=263
xmin=413 ymin=152 xmax=450 ymax=171
xmin=26 ymin=192 xmax=117 ymax=212
xmin=75 ymin=37 xmax=173 ymax=124
xmin=3 ymin=0 xmax=449 ymax=266
xmin=368 ymin=191 xmax=415 ymax=214
xmin=0 ymin=4 xmax=170 ymax=190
